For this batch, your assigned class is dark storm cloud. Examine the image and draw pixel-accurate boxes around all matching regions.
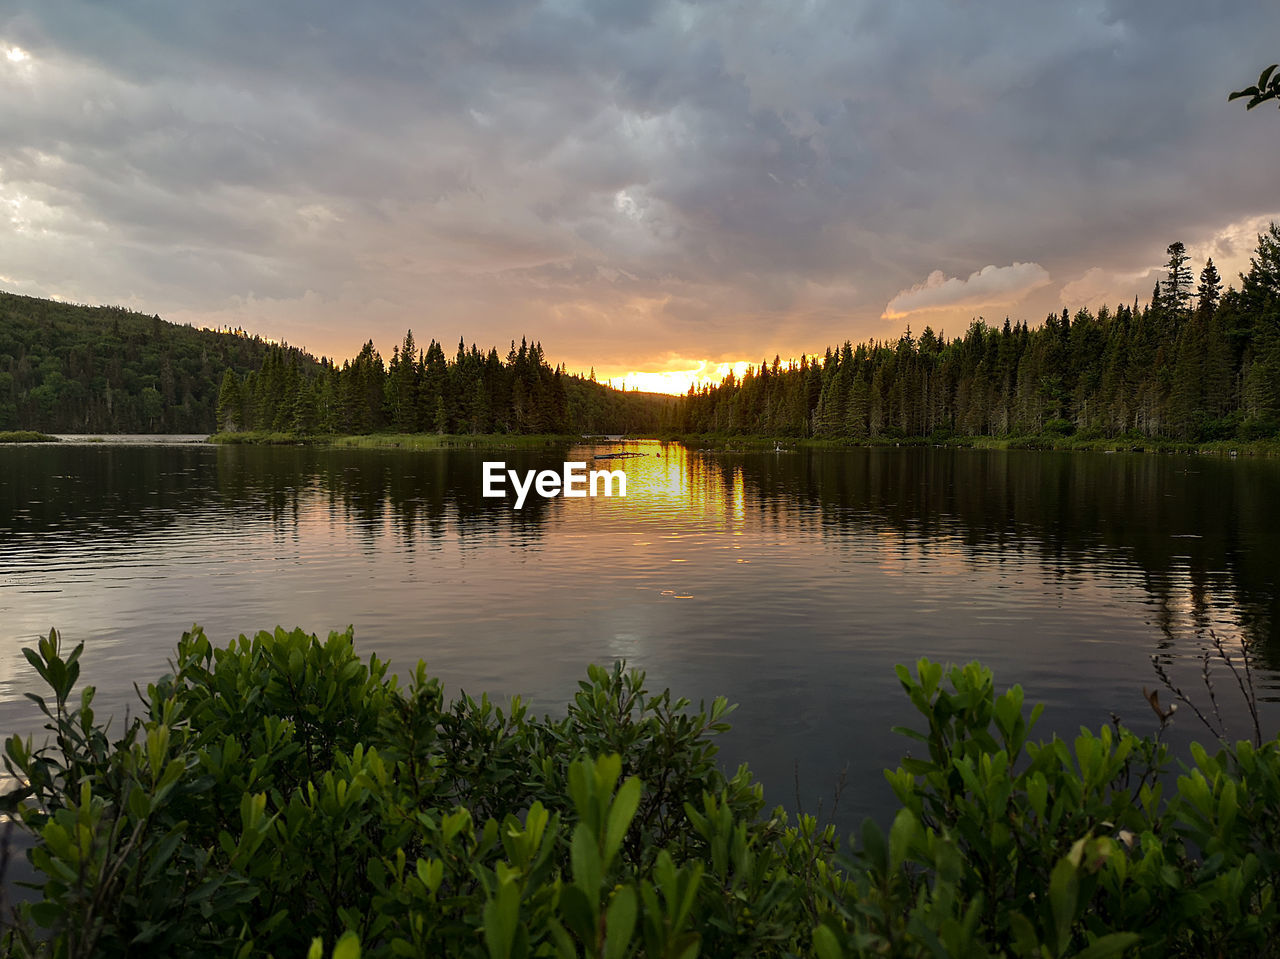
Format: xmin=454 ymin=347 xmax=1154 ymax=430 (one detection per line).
xmin=1 ymin=0 xmax=1277 ymax=372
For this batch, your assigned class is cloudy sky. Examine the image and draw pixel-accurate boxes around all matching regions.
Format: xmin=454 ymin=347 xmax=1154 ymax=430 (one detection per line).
xmin=2 ymin=1 xmax=1277 ymax=391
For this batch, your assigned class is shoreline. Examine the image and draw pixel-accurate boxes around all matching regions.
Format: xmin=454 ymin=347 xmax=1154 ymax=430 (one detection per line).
xmin=666 ymin=432 xmax=1280 ymax=457
xmin=16 ymin=428 xmax=1277 ymax=457
xmin=208 ymin=431 xmax=603 ymax=449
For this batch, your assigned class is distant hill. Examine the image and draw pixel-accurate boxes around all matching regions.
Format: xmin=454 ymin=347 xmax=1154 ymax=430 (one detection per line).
xmin=0 ymin=291 xmax=676 ymax=436
xmin=0 ymin=291 xmax=316 ymax=433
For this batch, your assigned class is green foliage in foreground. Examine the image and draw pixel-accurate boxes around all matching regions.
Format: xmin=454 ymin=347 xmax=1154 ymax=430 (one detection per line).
xmin=0 ymin=431 xmax=60 ymax=443
xmin=3 ymin=630 xmax=1280 ymax=958
xmin=1230 ymin=64 xmax=1280 ymax=110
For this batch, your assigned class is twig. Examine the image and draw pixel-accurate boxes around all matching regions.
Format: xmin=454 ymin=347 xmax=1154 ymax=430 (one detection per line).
xmin=1209 ymin=631 xmax=1263 ymax=748
xmin=1150 ymin=655 xmax=1223 ymax=742
xmin=827 ymin=763 xmax=850 ymax=828
xmin=1201 ymin=650 xmax=1223 ymax=738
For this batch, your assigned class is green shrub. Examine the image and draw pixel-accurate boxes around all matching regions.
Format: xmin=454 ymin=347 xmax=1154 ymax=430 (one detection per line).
xmin=2 ymin=629 xmax=1279 ymax=958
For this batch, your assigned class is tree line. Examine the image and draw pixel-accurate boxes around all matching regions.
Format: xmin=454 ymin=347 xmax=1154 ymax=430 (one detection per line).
xmin=5 ymin=222 xmax=1279 ymax=441
xmin=215 ymin=332 xmax=674 ymax=436
xmin=681 ymin=225 xmax=1280 ymax=442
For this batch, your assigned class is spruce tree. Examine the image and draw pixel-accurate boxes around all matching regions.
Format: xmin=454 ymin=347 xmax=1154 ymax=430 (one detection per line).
xmin=1197 ymin=258 xmax=1222 ymax=315
xmin=216 ymin=369 xmax=243 ymax=433
xmin=1163 ymin=242 xmax=1193 ymax=314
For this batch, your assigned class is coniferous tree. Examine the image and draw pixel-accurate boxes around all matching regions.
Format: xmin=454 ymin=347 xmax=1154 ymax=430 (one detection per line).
xmin=676 ymin=227 xmax=1280 ymax=444
xmin=104 ymin=226 xmax=1279 ymax=446
xmin=216 ymin=370 xmax=243 ymax=433
xmin=1239 ymin=224 xmax=1280 ymax=431
xmin=1197 ymin=259 xmax=1222 ymax=315
xmin=1163 ymin=242 xmax=1194 ymax=314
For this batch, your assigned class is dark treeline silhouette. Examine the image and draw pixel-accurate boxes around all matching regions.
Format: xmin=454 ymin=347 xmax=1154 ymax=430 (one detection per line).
xmin=215 ymin=332 xmax=674 ymax=436
xmin=0 ymin=291 xmax=316 ymax=433
xmin=681 ymin=227 xmax=1280 ymax=442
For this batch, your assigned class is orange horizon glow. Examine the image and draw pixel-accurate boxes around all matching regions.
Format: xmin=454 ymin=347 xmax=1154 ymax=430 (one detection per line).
xmin=583 ymin=358 xmax=813 ymax=396
xmin=192 ymin=314 xmax=817 ymax=397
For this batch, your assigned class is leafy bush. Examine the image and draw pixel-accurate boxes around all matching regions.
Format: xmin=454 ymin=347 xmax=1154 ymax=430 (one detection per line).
xmin=2 ymin=628 xmax=1279 ymax=958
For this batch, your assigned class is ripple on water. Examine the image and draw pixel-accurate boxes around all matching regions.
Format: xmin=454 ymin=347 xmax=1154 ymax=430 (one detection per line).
xmin=2 ymin=440 xmax=1279 ymax=833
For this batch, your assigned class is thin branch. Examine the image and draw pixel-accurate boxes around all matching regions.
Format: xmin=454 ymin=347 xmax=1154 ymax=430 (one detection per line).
xmin=1209 ymin=631 xmax=1262 ymax=748
xmin=1201 ymin=649 xmax=1223 ymax=738
xmin=1150 ymin=655 xmax=1223 ymax=742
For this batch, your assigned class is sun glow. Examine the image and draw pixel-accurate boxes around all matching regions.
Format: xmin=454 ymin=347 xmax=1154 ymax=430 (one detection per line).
xmin=592 ymin=361 xmax=756 ymax=395
xmin=2 ymin=42 xmax=36 ymax=86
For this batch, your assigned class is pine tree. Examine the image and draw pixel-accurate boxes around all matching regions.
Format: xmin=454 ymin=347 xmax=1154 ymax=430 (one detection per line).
xmin=216 ymin=369 xmax=243 ymax=433
xmin=1163 ymin=242 xmax=1193 ymax=314
xmin=1240 ymin=223 xmax=1280 ymax=428
xmin=1197 ymin=259 xmax=1222 ymax=315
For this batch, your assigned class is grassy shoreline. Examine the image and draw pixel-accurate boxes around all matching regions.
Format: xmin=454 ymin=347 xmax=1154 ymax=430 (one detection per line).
xmin=669 ymin=432 xmax=1280 ymax=456
xmin=211 ymin=429 xmax=1280 ymax=456
xmin=0 ymin=430 xmax=60 ymax=443
xmin=208 ymin=431 xmax=591 ymax=449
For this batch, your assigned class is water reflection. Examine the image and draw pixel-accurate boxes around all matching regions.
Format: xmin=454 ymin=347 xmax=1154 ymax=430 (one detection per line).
xmin=713 ymin=447 xmax=1280 ymax=665
xmin=3 ymin=439 xmax=1280 ymax=829
xmin=213 ymin=445 xmax=562 ymax=549
xmin=6 ymin=442 xmax=1277 ymax=668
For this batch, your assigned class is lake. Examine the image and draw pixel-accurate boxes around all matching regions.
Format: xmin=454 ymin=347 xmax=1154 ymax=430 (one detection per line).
xmin=3 ymin=438 xmax=1279 ymax=833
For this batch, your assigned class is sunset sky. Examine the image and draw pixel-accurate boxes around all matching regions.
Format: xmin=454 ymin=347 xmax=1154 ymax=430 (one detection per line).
xmin=2 ymin=2 xmax=1278 ymax=393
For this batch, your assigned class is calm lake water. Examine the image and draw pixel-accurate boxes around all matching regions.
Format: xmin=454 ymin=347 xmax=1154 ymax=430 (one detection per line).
xmin=3 ymin=438 xmax=1280 ymax=831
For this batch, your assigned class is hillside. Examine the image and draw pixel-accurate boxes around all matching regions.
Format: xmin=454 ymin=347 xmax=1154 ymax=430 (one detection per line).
xmin=0 ymin=291 xmax=316 ymax=433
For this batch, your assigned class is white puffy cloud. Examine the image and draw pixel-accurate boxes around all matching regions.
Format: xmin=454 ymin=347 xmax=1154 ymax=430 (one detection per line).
xmin=882 ymin=263 xmax=1050 ymax=320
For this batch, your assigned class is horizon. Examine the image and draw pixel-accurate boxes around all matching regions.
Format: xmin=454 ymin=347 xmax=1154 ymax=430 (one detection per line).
xmin=6 ymin=278 xmax=1227 ymax=398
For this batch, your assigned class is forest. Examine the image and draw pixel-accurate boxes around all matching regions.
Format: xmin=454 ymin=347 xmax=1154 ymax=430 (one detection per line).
xmin=214 ymin=334 xmax=675 ymax=437
xmin=681 ymin=226 xmax=1280 ymax=443
xmin=0 ymin=292 xmax=316 ymax=434
xmin=3 ymin=223 xmax=1278 ymax=442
